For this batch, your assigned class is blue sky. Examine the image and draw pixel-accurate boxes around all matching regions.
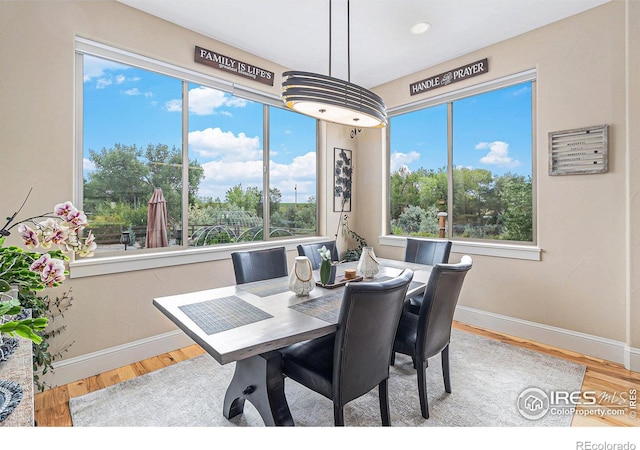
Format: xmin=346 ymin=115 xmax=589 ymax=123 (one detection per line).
xmin=83 ymin=55 xmax=316 ymax=204
xmin=83 ymin=55 xmax=531 ymax=206
xmin=390 ymin=82 xmax=532 ymax=178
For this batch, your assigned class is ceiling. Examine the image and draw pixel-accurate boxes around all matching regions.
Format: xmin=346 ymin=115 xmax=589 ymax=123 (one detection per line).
xmin=117 ymin=0 xmax=611 ymax=89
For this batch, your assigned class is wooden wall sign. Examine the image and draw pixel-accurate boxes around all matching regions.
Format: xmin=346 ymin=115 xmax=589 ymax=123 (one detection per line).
xmin=409 ymin=58 xmax=489 ymax=96
xmin=194 ymin=45 xmax=274 ymax=86
xmin=549 ymin=125 xmax=608 ymax=175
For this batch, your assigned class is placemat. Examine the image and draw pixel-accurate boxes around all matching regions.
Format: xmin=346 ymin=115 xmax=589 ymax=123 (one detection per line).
xmin=236 ymin=278 xmax=291 ymax=297
xmin=288 ymin=291 xmax=343 ymax=324
xmin=179 ymin=296 xmax=272 ymax=335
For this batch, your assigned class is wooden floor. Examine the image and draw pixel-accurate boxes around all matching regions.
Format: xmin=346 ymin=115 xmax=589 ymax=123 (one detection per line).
xmin=34 ymin=321 xmax=640 ymax=427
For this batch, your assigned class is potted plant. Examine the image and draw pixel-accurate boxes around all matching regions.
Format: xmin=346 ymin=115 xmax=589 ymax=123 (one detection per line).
xmin=0 ymin=190 xmax=96 ymax=390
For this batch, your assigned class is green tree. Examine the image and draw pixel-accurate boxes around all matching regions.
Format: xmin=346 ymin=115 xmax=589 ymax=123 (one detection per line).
xmin=496 ymin=173 xmax=533 ymax=241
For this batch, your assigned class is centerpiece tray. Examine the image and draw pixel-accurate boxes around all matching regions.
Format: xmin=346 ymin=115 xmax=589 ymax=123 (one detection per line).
xmin=316 ymin=276 xmax=363 ymax=289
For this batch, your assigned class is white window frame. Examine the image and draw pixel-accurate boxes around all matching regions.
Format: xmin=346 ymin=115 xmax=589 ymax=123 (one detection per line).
xmin=382 ymin=69 xmax=540 ymax=261
xmin=72 ymin=38 xmax=322 ymax=278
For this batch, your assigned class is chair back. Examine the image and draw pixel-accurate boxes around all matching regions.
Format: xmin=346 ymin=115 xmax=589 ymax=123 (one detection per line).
xmin=297 ymin=241 xmax=339 ymax=270
xmin=231 ymin=247 xmax=288 ymax=284
xmin=404 ymin=238 xmax=452 ymax=266
xmin=333 ymin=269 xmax=414 ymax=406
xmin=416 ymin=256 xmax=473 ymax=360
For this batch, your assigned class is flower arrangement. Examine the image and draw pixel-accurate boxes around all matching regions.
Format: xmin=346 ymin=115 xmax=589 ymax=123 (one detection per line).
xmin=317 ymin=245 xmax=335 ymax=285
xmin=0 ymin=189 xmax=96 ymax=389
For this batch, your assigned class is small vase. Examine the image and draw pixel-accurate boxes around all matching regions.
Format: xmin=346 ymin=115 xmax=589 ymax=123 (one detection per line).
xmin=357 ymin=246 xmax=380 ymax=278
xmin=288 ymin=256 xmax=315 ymax=296
xmin=320 ymin=260 xmax=337 ymax=286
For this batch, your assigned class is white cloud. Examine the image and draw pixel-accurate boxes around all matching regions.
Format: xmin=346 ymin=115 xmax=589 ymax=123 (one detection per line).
xmin=83 ymin=57 xmax=128 ymax=83
xmin=123 ymin=88 xmax=141 ymax=96
xmin=197 ymin=152 xmax=317 ymax=202
xmin=476 ymin=141 xmax=521 ymax=168
xmin=83 ymin=158 xmax=96 ymax=171
xmin=165 ymin=99 xmax=182 ymax=112
xmin=166 ymin=86 xmax=248 ymax=115
xmin=189 ymin=127 xmax=261 ymax=162
xmin=390 ymin=151 xmax=420 ymax=172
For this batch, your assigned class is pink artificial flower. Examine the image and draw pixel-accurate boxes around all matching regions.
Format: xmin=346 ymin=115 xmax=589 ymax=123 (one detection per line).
xmin=40 ymin=257 xmax=66 ymax=286
xmin=54 ymin=201 xmax=76 ymax=219
xmin=42 ymin=219 xmax=69 ymax=246
xmin=30 ymin=253 xmax=52 ymax=273
xmin=17 ymin=223 xmax=40 ymax=248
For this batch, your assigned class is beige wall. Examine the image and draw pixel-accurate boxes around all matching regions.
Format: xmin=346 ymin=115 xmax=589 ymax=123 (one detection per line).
xmin=373 ymin=1 xmax=636 ymax=347
xmin=0 ymin=1 xmax=346 ymax=367
xmin=1 ymin=0 xmax=637 ymax=384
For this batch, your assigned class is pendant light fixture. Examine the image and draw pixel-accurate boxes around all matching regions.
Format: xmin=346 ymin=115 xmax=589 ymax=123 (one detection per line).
xmin=281 ymin=0 xmax=387 ymax=128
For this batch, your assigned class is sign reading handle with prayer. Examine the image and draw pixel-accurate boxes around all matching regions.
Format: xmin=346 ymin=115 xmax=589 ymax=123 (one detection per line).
xmin=195 ymin=45 xmax=274 ymax=86
xmin=410 ymin=58 xmax=488 ymax=96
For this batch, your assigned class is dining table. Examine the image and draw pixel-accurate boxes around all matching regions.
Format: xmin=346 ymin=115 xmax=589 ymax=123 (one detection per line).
xmin=152 ymin=257 xmax=434 ymax=426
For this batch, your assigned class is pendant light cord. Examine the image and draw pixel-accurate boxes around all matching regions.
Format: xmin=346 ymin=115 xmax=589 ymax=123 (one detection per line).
xmin=347 ymin=0 xmax=350 ymax=82
xmin=328 ymin=0 xmax=332 ymax=77
xmin=328 ymin=0 xmax=351 ymax=81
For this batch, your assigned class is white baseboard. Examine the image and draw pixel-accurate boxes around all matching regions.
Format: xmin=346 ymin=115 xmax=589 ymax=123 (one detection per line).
xmin=44 ymin=330 xmax=195 ymax=387
xmin=45 ymin=306 xmax=639 ymax=388
xmin=454 ymin=305 xmax=640 ymax=372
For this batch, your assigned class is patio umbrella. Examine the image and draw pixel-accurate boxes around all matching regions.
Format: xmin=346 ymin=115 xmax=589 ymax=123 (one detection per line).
xmin=146 ymin=188 xmax=169 ymax=248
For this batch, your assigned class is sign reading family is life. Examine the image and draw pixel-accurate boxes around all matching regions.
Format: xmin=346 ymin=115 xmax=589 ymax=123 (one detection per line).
xmin=409 ymin=58 xmax=488 ymax=96
xmin=195 ymin=45 xmax=274 ymax=86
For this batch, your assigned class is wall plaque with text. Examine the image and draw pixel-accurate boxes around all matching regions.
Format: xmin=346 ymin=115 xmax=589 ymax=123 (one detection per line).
xmin=409 ymin=58 xmax=489 ymax=96
xmin=549 ymin=125 xmax=608 ymax=175
xmin=194 ymin=45 xmax=274 ymax=86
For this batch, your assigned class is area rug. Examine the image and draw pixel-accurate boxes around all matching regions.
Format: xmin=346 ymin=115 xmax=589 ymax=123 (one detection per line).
xmin=69 ymin=329 xmax=586 ymax=427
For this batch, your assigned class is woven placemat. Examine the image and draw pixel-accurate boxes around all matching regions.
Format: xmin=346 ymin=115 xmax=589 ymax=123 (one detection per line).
xmin=288 ymin=291 xmax=343 ymax=323
xmin=236 ymin=278 xmax=291 ymax=297
xmin=179 ymin=296 xmax=272 ymax=335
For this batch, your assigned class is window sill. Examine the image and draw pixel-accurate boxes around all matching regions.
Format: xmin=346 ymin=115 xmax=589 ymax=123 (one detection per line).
xmin=378 ymin=235 xmax=541 ymax=261
xmin=69 ymin=237 xmax=331 ymax=278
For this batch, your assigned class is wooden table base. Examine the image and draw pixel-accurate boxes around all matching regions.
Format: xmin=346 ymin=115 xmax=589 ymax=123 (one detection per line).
xmin=223 ymin=350 xmax=294 ymax=426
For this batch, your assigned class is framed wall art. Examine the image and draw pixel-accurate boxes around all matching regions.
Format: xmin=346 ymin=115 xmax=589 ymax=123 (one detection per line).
xmin=334 ymin=148 xmax=352 ymax=212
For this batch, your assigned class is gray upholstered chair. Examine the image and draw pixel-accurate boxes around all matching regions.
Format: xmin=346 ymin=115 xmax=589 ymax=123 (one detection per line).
xmin=404 ymin=238 xmax=452 ymax=314
xmin=392 ymin=256 xmax=472 ymax=419
xmin=297 ymin=241 xmax=339 ymax=270
xmin=280 ymin=270 xmax=414 ymax=426
xmin=231 ymin=246 xmax=288 ymax=284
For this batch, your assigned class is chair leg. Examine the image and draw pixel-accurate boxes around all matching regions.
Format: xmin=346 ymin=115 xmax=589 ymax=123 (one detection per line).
xmin=442 ymin=344 xmax=451 ymax=393
xmin=416 ymin=358 xmax=430 ymax=419
xmin=379 ymin=379 xmax=391 ymax=426
xmin=333 ymin=404 xmax=344 ymax=426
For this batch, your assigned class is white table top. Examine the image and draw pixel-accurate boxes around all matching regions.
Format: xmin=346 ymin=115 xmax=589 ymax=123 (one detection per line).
xmin=153 ymin=259 xmax=432 ymax=365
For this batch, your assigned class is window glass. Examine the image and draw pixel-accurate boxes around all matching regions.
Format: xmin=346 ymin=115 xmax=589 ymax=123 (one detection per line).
xmin=83 ymin=55 xmax=183 ymax=252
xmin=389 ymin=105 xmax=448 ymax=236
xmin=268 ymin=106 xmax=317 ymax=239
xmin=81 ymin=50 xmax=318 ymax=254
xmin=452 ymin=83 xmax=532 ymax=240
xmin=187 ymin=83 xmax=265 ymax=245
xmin=389 ymin=81 xmax=533 ymax=242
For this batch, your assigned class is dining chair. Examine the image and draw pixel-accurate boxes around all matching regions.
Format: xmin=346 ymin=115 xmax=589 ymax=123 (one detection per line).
xmin=231 ymin=246 xmax=288 ymax=284
xmin=280 ymin=269 xmax=414 ymax=426
xmin=404 ymin=238 xmax=452 ymax=314
xmin=392 ymin=255 xmax=473 ymax=419
xmin=296 ymin=241 xmax=339 ymax=270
